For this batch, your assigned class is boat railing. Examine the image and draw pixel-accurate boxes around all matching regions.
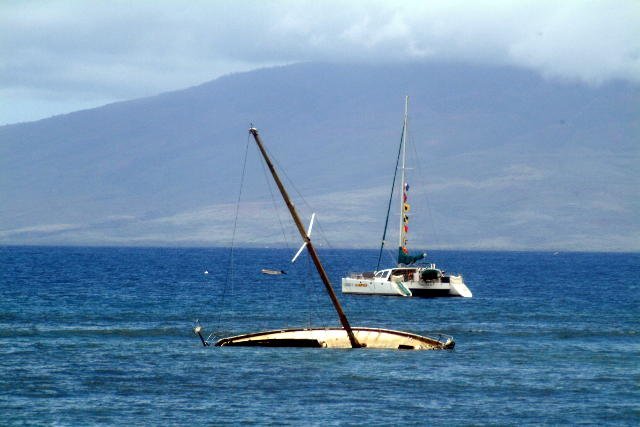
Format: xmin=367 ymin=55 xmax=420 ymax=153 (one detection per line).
xmin=428 ymin=332 xmax=455 ymax=348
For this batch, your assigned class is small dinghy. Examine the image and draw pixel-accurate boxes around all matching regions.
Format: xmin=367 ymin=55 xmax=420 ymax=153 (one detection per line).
xmin=261 ymin=268 xmax=286 ymax=275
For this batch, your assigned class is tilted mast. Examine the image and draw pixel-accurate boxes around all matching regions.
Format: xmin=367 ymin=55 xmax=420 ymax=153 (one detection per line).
xmin=248 ymin=127 xmax=361 ymax=349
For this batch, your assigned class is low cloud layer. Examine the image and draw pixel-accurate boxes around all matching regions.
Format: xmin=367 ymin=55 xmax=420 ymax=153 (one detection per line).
xmin=1 ymin=0 xmax=639 ymax=124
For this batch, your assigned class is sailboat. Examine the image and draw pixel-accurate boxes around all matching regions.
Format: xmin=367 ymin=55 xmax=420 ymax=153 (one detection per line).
xmin=341 ymin=97 xmax=472 ymax=298
xmin=193 ymin=126 xmax=455 ymax=350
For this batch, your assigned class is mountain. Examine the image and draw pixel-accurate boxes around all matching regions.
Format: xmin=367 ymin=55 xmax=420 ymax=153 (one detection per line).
xmin=1 ymin=62 xmax=638 ymax=251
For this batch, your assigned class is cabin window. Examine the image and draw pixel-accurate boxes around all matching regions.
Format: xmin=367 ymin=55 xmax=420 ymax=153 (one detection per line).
xmin=392 ymin=269 xmax=413 ymax=281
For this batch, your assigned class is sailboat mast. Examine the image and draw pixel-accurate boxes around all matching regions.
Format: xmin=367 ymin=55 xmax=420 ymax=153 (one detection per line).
xmin=248 ymin=127 xmax=361 ymax=349
xmin=398 ymin=96 xmax=408 ymax=259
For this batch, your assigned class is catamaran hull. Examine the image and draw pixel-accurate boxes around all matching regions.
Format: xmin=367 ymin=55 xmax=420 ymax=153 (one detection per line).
xmin=215 ymin=327 xmax=454 ymax=350
xmin=341 ymin=277 xmax=472 ymax=298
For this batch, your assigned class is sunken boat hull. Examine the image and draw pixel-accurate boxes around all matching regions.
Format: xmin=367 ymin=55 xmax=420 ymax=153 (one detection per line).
xmin=215 ymin=327 xmax=454 ymax=350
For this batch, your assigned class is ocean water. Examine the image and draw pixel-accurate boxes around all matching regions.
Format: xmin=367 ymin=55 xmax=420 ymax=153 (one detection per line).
xmin=0 ymin=246 xmax=638 ymax=425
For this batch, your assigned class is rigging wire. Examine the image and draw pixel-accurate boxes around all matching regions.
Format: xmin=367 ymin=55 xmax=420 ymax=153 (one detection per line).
xmin=408 ymin=126 xmax=441 ymax=249
xmin=258 ymin=147 xmax=293 ymax=251
xmin=376 ymin=121 xmax=404 ymax=270
xmin=304 ymin=248 xmax=322 ymax=327
xmin=244 ymin=133 xmax=324 ymax=330
xmin=262 ymin=140 xmax=337 ymax=319
xmin=308 ymin=215 xmax=333 ymax=250
xmin=209 ymin=133 xmax=251 ymax=341
xmin=270 ymin=151 xmax=345 ymax=321
xmin=260 ymin=134 xmax=302 ymax=323
xmin=306 ymin=253 xmax=313 ymax=327
xmin=268 ymin=144 xmax=337 ymax=251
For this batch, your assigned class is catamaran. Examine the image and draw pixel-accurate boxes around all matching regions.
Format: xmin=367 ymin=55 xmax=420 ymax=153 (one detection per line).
xmin=341 ymin=97 xmax=472 ymax=298
xmin=193 ymin=126 xmax=455 ymax=350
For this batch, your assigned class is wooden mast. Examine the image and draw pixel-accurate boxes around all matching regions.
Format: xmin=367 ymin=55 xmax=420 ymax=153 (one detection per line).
xmin=248 ymin=127 xmax=361 ymax=349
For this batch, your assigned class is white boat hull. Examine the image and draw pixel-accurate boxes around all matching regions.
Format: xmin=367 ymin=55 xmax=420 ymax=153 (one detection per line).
xmin=215 ymin=327 xmax=454 ymax=350
xmin=342 ymin=275 xmax=472 ymax=298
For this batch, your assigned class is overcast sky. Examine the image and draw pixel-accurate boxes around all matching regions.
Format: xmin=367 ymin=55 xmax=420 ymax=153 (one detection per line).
xmin=1 ymin=0 xmax=639 ymax=125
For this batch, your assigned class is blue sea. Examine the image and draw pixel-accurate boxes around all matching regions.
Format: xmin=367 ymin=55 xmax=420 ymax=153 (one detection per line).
xmin=1 ymin=246 xmax=638 ymax=425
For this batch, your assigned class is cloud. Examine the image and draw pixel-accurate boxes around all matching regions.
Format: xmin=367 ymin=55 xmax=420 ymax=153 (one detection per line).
xmin=0 ymin=222 xmax=82 ymax=239
xmin=1 ymin=0 xmax=639 ymax=124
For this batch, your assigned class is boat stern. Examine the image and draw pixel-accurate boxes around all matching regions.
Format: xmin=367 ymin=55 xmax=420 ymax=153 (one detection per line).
xmin=449 ymin=275 xmax=473 ymax=297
